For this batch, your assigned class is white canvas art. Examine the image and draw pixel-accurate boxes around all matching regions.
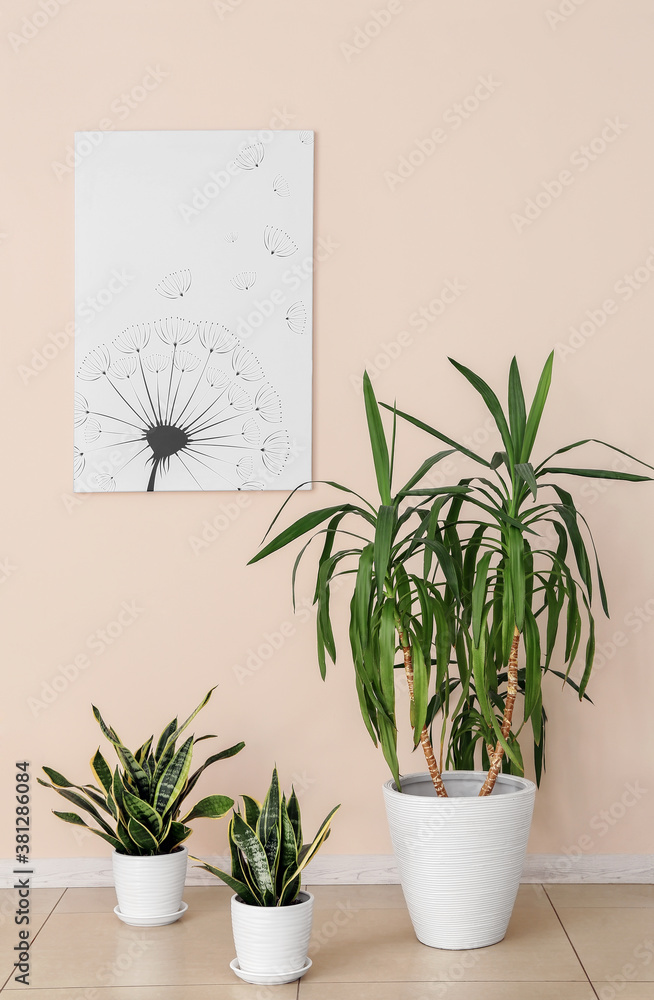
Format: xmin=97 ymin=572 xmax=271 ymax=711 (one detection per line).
xmin=74 ymin=129 xmax=314 ymax=492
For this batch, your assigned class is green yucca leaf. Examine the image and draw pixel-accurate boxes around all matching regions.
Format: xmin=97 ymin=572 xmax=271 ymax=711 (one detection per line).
xmin=508 ymin=357 xmax=526 ymax=452
xmin=363 ymin=371 xmax=392 ymax=505
xmin=520 ymin=351 xmax=554 ymax=463
xmin=515 ymin=462 xmax=538 ymax=500
xmin=448 ymin=358 xmax=515 ymax=468
xmin=374 ymin=505 xmax=396 ymax=596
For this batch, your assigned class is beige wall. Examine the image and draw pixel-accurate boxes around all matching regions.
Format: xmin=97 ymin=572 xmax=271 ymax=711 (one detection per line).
xmin=3 ymin=0 xmax=654 ymax=864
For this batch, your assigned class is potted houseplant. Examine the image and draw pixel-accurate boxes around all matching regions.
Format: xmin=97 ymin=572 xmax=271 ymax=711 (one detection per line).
xmin=40 ymin=687 xmax=244 ymax=926
xmin=248 ymin=356 xmax=651 ymax=949
xmin=195 ymin=767 xmax=339 ymax=985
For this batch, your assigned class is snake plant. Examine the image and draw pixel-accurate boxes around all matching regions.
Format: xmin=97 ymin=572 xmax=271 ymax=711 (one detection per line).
xmin=196 ymin=767 xmax=339 ymax=905
xmin=39 ymin=688 xmax=244 ymax=855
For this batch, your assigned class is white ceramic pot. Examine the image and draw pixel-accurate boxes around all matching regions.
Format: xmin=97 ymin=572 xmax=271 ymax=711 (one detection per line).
xmin=112 ymin=846 xmax=188 ymax=926
xmin=383 ymin=770 xmax=536 ymax=950
xmin=231 ymin=891 xmax=314 ymax=983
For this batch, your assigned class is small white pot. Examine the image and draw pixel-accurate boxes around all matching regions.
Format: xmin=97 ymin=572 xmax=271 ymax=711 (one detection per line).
xmin=231 ymin=891 xmax=314 ymax=982
xmin=112 ymin=847 xmax=187 ymax=926
xmin=383 ymin=770 xmax=536 ymax=950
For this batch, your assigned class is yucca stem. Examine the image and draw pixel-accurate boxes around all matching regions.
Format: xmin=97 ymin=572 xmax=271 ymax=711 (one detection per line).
xmin=479 ymin=625 xmax=521 ymax=797
xmin=396 ymin=624 xmax=448 ymax=797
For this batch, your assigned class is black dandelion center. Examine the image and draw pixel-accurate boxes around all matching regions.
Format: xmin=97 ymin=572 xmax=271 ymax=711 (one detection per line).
xmin=75 ymin=316 xmax=289 ymax=492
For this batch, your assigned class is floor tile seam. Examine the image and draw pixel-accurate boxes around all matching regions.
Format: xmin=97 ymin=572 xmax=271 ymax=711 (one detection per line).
xmin=542 ymin=884 xmax=601 ymax=1000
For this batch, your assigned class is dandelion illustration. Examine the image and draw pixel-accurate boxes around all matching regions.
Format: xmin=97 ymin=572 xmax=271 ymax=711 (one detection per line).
xmin=236 ymin=455 xmax=253 ymax=480
xmin=198 ymin=322 xmax=235 ymax=354
xmin=155 ymin=269 xmax=192 ymax=299
xmin=85 ymin=418 xmax=102 ymax=443
xmin=224 ymin=232 xmax=239 ymax=243
xmin=74 ymin=392 xmax=89 ymax=427
xmin=230 ymin=271 xmax=257 ymax=291
xmin=110 ymin=357 xmax=138 ymax=379
xmin=285 ymin=301 xmax=307 ymax=334
xmin=75 ymin=314 xmax=291 ymax=491
xmin=78 ymin=346 xmax=111 ymax=380
xmin=263 ymin=227 xmax=298 ymax=258
xmin=299 ymin=131 xmax=314 ymax=145
xmin=95 ymin=475 xmax=116 ymax=492
xmin=273 ymin=174 xmax=290 ymax=197
xmin=260 ymin=430 xmax=290 ymax=474
xmin=153 ymin=317 xmax=197 ymax=347
xmin=232 ymin=347 xmax=264 ymax=382
xmin=235 ymin=143 xmax=265 ymax=170
xmin=254 ymin=384 xmax=282 ymax=423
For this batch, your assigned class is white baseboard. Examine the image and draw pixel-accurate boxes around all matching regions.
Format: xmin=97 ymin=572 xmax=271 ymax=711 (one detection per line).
xmin=1 ymin=854 xmax=652 ymax=889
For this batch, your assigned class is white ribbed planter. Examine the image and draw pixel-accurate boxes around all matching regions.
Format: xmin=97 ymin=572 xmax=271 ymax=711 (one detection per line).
xmin=112 ymin=847 xmax=187 ymax=925
xmin=231 ymin=891 xmax=314 ymax=982
xmin=383 ymin=771 xmax=535 ymax=950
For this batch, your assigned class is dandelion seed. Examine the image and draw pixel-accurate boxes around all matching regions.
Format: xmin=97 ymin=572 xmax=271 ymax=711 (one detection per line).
xmin=299 ymin=130 xmax=314 ymax=145
xmin=254 ymin=384 xmax=282 ymax=422
xmin=115 ymin=324 xmax=151 ymax=353
xmin=285 ymin=301 xmax=307 ymax=335
xmin=174 ymin=351 xmax=200 ymax=373
xmin=232 ymin=347 xmax=264 ymax=382
xmin=263 ymin=226 xmax=298 ymax=258
xmin=198 ymin=321 xmax=235 ymax=353
xmin=206 ymin=367 xmax=230 ymax=389
xmin=85 ymin=418 xmax=102 ymax=443
xmin=239 ymin=480 xmax=265 ymax=491
xmin=74 ymin=392 xmax=89 ymax=427
xmin=230 ymin=271 xmax=257 ymax=291
xmin=155 ymin=317 xmax=197 ymax=347
xmin=74 ymin=447 xmax=85 ymax=476
xmin=273 ymin=174 xmax=290 ymax=197
xmin=235 ymin=143 xmax=265 ymax=170
xmin=110 ymin=357 xmax=138 ymax=380
xmin=155 ymin=269 xmax=192 ymax=299
xmin=78 ymin=346 xmax=111 ymax=381
xmin=242 ymin=418 xmax=260 ymax=445
xmin=236 ymin=455 xmax=253 ymax=480
xmin=95 ymin=475 xmax=116 ymax=492
xmin=224 ymin=232 xmax=239 ymax=243
xmin=228 ymin=384 xmax=252 ymax=412
xmin=261 ymin=430 xmax=290 ymax=475
xmin=143 ymin=353 xmax=171 ymax=374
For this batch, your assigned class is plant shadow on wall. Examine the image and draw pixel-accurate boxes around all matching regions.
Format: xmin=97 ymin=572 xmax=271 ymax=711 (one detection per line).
xmin=75 ymin=313 xmax=290 ymax=493
xmin=249 ymin=355 xmax=652 ymax=950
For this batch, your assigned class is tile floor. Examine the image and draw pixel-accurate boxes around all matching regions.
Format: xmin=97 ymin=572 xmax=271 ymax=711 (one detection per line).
xmin=0 ymin=884 xmax=652 ymax=997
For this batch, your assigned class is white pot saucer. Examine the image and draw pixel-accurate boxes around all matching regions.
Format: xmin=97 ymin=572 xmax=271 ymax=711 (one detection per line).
xmin=113 ymin=900 xmax=188 ymax=927
xmin=230 ymin=956 xmax=312 ymax=985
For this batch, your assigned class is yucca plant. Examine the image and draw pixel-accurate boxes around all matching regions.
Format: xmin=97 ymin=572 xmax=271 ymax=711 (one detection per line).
xmin=385 ymin=353 xmax=652 ymax=794
xmin=39 ymin=688 xmax=244 ymax=855
xmin=249 ymin=357 xmax=651 ymax=800
xmin=196 ymin=767 xmax=339 ymax=905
